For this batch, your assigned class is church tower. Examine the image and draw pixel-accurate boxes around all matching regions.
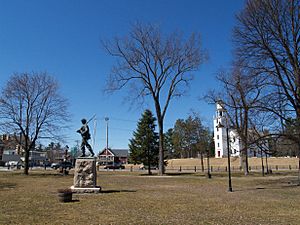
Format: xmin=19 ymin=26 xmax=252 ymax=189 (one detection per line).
xmin=213 ymin=101 xmax=228 ymax=158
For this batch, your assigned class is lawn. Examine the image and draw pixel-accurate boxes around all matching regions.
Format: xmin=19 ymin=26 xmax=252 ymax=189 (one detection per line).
xmin=0 ymin=170 xmax=299 ymax=225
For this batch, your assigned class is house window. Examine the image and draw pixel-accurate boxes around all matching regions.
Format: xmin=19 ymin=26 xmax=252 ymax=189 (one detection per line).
xmin=217 ymin=135 xmax=219 ymax=140
xmin=217 ymin=143 xmax=220 ymax=147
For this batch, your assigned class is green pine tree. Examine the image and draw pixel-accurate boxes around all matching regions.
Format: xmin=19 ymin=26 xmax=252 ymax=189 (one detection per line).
xmin=164 ymin=128 xmax=175 ymax=159
xmin=129 ymin=109 xmax=159 ymax=174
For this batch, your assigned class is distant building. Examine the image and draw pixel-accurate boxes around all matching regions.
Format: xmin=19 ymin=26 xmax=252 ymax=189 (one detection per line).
xmin=0 ymin=134 xmax=21 ymax=160
xmin=0 ymin=140 xmax=4 ymax=160
xmin=213 ymin=102 xmax=239 ymax=158
xmin=98 ymin=148 xmax=129 ymax=164
xmin=2 ymin=154 xmax=21 ymax=163
xmin=213 ymin=102 xmax=267 ymax=158
xmin=0 ymin=133 xmax=50 ymax=165
xmin=0 ymin=133 xmax=26 ymax=157
xmin=3 ymin=149 xmax=18 ymax=155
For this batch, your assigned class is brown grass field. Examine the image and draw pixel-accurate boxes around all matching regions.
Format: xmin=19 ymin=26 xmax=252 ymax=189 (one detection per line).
xmin=0 ymin=168 xmax=300 ymax=225
xmin=125 ymin=157 xmax=300 ymax=172
xmin=166 ymin=157 xmax=299 ymax=168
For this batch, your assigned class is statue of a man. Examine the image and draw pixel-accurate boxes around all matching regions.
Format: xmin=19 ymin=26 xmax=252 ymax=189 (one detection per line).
xmin=77 ymin=118 xmax=95 ymax=157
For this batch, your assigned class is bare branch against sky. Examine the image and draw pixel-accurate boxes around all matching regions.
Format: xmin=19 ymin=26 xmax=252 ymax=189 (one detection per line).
xmin=0 ymin=72 xmax=70 ymax=174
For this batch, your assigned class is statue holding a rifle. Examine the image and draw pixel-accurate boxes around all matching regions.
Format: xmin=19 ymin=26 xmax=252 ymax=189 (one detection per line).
xmin=77 ymin=118 xmax=95 ymax=157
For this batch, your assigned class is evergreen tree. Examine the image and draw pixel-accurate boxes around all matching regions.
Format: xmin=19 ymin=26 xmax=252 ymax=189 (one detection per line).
xmin=164 ymin=128 xmax=175 ymax=159
xmin=129 ymin=110 xmax=159 ymax=174
xmin=173 ymin=114 xmax=212 ymax=159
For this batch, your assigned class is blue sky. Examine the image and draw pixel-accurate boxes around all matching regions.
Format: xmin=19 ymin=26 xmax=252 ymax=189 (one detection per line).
xmin=0 ymin=0 xmax=245 ymax=153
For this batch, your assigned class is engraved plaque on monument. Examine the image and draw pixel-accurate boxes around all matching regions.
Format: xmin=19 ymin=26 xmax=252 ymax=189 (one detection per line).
xmin=71 ymin=157 xmax=101 ymax=193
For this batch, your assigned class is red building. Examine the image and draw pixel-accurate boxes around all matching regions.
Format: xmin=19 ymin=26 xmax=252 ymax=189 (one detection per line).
xmin=98 ymin=148 xmax=129 ymax=165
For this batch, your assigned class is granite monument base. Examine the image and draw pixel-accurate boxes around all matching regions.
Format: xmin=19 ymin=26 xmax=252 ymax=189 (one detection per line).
xmin=71 ymin=157 xmax=101 ymax=193
xmin=70 ymin=185 xmax=101 ymax=193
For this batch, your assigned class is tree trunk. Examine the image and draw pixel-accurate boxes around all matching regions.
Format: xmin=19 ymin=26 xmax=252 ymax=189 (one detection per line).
xmin=154 ymin=98 xmax=165 ymax=176
xmin=265 ymin=154 xmax=269 ymax=174
xmin=296 ymin=108 xmax=300 ymax=184
xmin=200 ymin=152 xmax=204 ymax=172
xmin=242 ymin=148 xmax=249 ymax=176
xmin=24 ymin=149 xmax=29 ymax=175
xmin=240 ymin=148 xmax=249 ymax=176
xmin=298 ymin=156 xmax=300 ymax=186
xmin=260 ymin=148 xmax=264 ymax=177
xmin=206 ymin=150 xmax=211 ymax=178
xmin=243 ymin=110 xmax=249 ymax=175
xmin=157 ymin=117 xmax=164 ymax=175
xmin=244 ymin=151 xmax=249 ymax=175
xmin=147 ymin=146 xmax=151 ymax=175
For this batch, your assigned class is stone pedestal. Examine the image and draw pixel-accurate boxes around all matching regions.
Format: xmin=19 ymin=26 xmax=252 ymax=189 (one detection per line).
xmin=70 ymin=157 xmax=101 ymax=193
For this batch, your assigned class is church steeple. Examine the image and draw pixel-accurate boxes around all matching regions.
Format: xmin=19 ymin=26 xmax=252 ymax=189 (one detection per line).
xmin=216 ymin=100 xmax=226 ymax=118
xmin=213 ymin=101 xmax=227 ymax=158
xmin=213 ymin=101 xmax=241 ymax=158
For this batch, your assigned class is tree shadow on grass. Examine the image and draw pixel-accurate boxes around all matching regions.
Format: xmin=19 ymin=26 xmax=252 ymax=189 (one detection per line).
xmin=59 ymin=199 xmax=80 ymax=203
xmin=25 ymin=172 xmax=72 ymax=178
xmin=139 ymin=173 xmax=158 ymax=176
xmin=0 ymin=182 xmax=17 ymax=190
xmin=140 ymin=172 xmax=197 ymax=176
xmin=165 ymin=172 xmax=196 ymax=176
xmin=100 ymin=189 xmax=137 ymax=194
xmin=234 ymin=183 xmax=300 ymax=192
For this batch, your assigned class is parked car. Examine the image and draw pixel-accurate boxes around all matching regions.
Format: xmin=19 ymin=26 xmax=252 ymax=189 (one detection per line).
xmin=50 ymin=162 xmax=60 ymax=169
xmin=43 ymin=161 xmax=51 ymax=167
xmin=104 ymin=162 xmax=125 ymax=170
xmin=16 ymin=161 xmax=24 ymax=169
xmin=5 ymin=161 xmax=19 ymax=167
xmin=51 ymin=161 xmax=73 ymax=170
xmin=4 ymin=161 xmax=24 ymax=169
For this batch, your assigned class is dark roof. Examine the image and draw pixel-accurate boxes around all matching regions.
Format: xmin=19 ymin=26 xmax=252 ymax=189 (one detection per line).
xmin=110 ymin=149 xmax=129 ymax=157
xmin=98 ymin=148 xmax=128 ymax=157
xmin=98 ymin=148 xmax=129 ymax=157
xmin=2 ymin=154 xmax=21 ymax=162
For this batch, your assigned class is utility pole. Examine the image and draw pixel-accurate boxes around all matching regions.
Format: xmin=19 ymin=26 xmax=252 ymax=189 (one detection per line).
xmin=105 ymin=117 xmax=109 ymax=165
xmin=92 ymin=117 xmax=97 ymax=151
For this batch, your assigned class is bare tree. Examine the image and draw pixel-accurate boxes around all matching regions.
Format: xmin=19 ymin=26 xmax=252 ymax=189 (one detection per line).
xmin=234 ymin=0 xmax=300 ymax=144
xmin=233 ymin=0 xmax=300 ymax=180
xmin=0 ymin=72 xmax=70 ymax=175
xmin=103 ymin=23 xmax=206 ymax=175
xmin=206 ymin=64 xmax=266 ymax=175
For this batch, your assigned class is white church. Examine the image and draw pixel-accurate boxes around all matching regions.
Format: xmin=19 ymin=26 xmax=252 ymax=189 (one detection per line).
xmin=213 ymin=102 xmax=241 ymax=158
xmin=213 ymin=102 xmax=266 ymax=158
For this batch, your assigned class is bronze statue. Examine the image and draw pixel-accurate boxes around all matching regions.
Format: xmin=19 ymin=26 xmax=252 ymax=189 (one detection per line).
xmin=77 ymin=118 xmax=95 ymax=157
